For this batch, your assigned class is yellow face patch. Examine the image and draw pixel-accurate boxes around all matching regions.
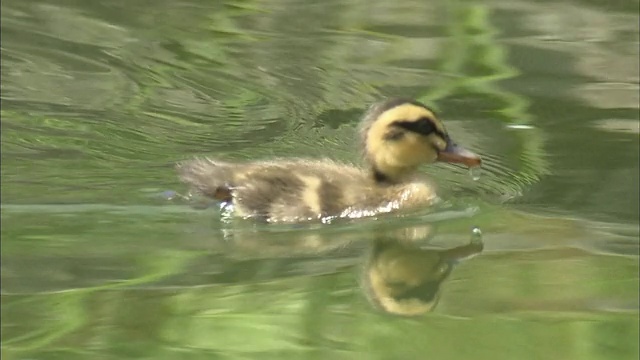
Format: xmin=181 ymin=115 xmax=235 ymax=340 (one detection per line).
xmin=429 ymin=133 xmax=448 ymax=152
xmin=364 ymin=103 xmax=448 ymax=179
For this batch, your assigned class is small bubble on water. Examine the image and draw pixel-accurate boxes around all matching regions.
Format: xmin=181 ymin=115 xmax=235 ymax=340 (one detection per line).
xmin=162 ymin=190 xmax=177 ymax=200
xmin=469 ymin=166 xmax=481 ymax=181
xmin=471 ymin=226 xmax=483 ymax=243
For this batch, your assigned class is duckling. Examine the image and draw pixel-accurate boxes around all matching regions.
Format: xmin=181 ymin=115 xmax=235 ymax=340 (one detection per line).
xmin=177 ymin=98 xmax=481 ymax=223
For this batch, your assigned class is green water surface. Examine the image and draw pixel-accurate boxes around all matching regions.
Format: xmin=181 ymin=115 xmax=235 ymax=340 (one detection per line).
xmin=1 ymin=0 xmax=639 ymax=359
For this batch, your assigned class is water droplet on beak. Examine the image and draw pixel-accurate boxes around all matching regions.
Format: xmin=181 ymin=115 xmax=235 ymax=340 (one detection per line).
xmin=471 ymin=226 xmax=483 ymax=243
xmin=469 ymin=166 xmax=481 ymax=181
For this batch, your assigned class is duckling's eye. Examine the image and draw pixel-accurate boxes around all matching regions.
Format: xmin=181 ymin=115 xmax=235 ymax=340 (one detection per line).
xmin=392 ymin=117 xmax=436 ymax=136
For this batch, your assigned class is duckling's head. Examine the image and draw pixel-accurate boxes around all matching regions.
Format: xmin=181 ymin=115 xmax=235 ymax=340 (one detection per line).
xmin=360 ymin=98 xmax=481 ymax=183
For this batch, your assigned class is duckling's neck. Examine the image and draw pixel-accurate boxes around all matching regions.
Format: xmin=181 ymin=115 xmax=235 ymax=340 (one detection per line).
xmin=373 ymin=168 xmax=392 ymax=183
xmin=371 ymin=165 xmax=416 ymax=185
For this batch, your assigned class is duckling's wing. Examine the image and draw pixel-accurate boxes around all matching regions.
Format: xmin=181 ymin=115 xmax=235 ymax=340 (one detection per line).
xmin=176 ymin=157 xmax=234 ymax=201
xmin=228 ymin=160 xmax=371 ymax=221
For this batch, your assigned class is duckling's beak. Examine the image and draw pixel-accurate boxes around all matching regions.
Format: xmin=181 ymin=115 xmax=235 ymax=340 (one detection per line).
xmin=437 ymin=141 xmax=481 ymax=167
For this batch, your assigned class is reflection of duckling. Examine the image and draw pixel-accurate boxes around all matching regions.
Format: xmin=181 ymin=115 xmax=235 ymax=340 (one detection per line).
xmin=177 ymin=98 xmax=481 ymax=223
xmin=364 ymin=233 xmax=483 ymax=316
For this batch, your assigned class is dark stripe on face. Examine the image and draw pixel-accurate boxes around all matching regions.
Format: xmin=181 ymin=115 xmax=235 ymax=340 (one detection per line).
xmin=383 ymin=128 xmax=405 ymax=141
xmin=392 ymin=117 xmax=447 ymax=138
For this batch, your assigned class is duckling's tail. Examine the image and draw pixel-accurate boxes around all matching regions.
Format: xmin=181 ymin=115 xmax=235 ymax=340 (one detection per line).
xmin=176 ymin=158 xmax=234 ymax=201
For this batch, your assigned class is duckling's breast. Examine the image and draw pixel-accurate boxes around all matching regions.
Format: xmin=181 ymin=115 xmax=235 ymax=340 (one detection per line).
xmin=337 ymin=181 xmax=438 ymax=220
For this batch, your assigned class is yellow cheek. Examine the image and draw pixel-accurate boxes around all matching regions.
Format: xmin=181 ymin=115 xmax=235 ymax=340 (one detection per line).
xmin=392 ymin=135 xmax=437 ymax=165
xmin=430 ymin=136 xmax=447 ymax=151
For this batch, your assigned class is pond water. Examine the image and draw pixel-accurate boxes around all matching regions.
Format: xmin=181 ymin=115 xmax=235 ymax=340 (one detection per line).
xmin=1 ymin=0 xmax=639 ymax=359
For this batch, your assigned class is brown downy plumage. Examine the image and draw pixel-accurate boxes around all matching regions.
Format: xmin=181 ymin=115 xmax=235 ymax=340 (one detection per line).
xmin=176 ymin=98 xmax=481 ymax=223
